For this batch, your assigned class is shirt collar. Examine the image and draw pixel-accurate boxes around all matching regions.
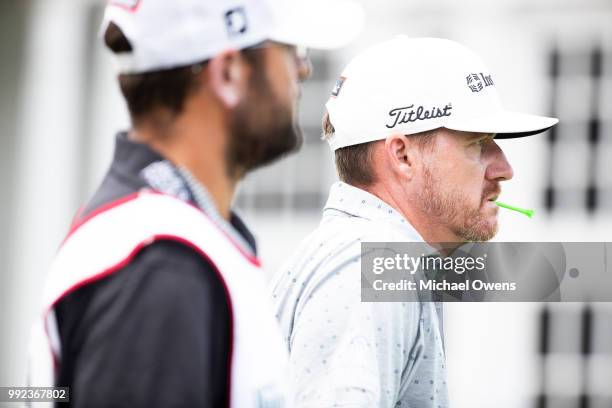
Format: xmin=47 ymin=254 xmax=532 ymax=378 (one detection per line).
xmin=112 ymin=133 xmax=257 ymax=255
xmin=112 ymin=132 xmax=165 ymax=177
xmin=323 ymin=181 xmax=424 ymax=241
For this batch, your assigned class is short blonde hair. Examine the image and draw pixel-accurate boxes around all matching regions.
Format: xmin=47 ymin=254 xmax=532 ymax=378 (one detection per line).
xmin=322 ymin=111 xmax=438 ymax=186
xmin=323 ymin=111 xmax=377 ymax=186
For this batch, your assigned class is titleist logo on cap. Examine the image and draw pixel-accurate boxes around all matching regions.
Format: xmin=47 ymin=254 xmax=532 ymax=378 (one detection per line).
xmin=386 ymin=103 xmax=453 ymax=129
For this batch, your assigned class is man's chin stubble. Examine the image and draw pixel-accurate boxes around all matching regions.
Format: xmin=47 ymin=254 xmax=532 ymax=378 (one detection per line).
xmin=455 ymin=209 xmax=498 ymax=242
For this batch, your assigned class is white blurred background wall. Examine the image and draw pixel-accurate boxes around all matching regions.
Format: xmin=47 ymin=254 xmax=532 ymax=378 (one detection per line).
xmin=1 ymin=0 xmax=611 ymax=407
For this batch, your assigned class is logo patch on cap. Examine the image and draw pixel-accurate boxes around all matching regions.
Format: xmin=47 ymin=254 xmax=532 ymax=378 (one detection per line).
xmin=225 ymin=7 xmax=249 ymax=37
xmin=466 ymin=73 xmax=494 ymax=93
xmin=331 ymin=76 xmax=346 ymax=98
xmin=110 ymin=0 xmax=141 ymax=12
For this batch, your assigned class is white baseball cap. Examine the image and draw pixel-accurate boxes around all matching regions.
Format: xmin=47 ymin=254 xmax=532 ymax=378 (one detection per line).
xmin=102 ymin=0 xmax=365 ymax=74
xmin=325 ymin=36 xmax=559 ymax=151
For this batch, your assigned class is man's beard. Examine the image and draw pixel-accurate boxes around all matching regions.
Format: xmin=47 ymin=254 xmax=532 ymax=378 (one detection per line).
xmin=417 ymin=165 xmax=500 ymax=242
xmin=226 ymin=63 xmax=302 ymax=177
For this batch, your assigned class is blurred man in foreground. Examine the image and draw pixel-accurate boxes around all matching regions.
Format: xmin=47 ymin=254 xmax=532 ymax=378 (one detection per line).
xmin=28 ymin=0 xmax=362 ymax=406
xmin=270 ymin=37 xmax=558 ymax=407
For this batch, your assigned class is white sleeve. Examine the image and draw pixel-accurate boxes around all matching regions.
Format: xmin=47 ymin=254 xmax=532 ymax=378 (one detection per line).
xmin=287 ymin=257 xmax=421 ymax=408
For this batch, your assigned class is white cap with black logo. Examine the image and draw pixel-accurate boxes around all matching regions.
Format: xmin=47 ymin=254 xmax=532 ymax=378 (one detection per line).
xmin=325 ymin=36 xmax=559 ymax=151
xmin=101 ymin=0 xmax=365 ymax=74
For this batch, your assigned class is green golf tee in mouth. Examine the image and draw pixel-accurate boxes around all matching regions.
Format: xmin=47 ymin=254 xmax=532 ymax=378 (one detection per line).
xmin=495 ymin=201 xmax=534 ymax=218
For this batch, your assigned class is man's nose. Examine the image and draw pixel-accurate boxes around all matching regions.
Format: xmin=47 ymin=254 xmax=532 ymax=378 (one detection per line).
xmin=298 ymin=60 xmax=312 ymax=82
xmin=296 ymin=47 xmax=312 ymax=82
xmin=485 ymin=141 xmax=514 ymax=181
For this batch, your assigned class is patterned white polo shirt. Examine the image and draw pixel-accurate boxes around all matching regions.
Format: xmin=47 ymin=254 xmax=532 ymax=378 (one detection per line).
xmin=269 ymin=181 xmax=449 ymax=408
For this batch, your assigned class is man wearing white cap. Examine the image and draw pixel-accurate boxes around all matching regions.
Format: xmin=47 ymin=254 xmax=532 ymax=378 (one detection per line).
xmin=270 ymin=37 xmax=558 ymax=407
xmin=27 ymin=0 xmax=362 ymax=407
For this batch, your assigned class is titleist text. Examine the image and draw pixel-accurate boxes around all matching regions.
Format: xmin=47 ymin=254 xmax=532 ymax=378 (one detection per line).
xmin=386 ymin=103 xmax=453 ymax=129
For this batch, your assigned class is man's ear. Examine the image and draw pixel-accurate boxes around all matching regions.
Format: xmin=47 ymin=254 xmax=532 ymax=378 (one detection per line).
xmin=384 ymin=134 xmax=417 ymax=181
xmin=207 ymin=49 xmax=249 ymax=108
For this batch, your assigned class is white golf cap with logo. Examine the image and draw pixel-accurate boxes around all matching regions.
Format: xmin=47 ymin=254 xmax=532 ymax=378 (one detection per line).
xmin=102 ymin=0 xmax=365 ymax=74
xmin=325 ymin=36 xmax=559 ymax=151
